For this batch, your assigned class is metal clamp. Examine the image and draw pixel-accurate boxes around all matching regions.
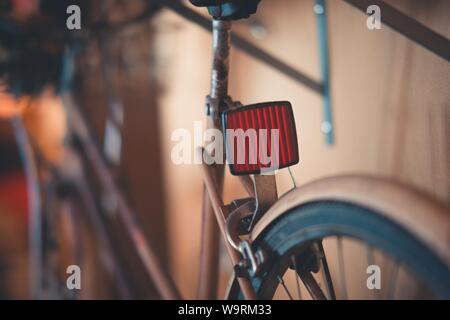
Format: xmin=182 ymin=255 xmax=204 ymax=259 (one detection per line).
xmin=225 ymin=212 xmax=268 ymax=277
xmin=225 ymin=199 xmax=255 ymax=250
xmin=225 ymin=199 xmax=266 ymax=276
xmin=249 ymin=174 xmax=278 ymax=229
xmin=238 ymin=240 xmax=265 ymax=276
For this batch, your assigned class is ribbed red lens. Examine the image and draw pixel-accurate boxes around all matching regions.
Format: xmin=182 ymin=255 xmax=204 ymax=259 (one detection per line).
xmin=222 ymin=101 xmax=299 ymax=175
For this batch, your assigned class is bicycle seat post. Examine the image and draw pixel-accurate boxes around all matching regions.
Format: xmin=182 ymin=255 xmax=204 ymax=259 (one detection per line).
xmin=209 ymin=19 xmax=232 ymax=118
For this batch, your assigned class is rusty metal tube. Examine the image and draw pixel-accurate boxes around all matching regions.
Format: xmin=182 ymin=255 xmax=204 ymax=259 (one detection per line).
xmin=199 ymin=148 xmax=257 ymax=300
xmin=210 ymin=20 xmax=231 ymax=100
xmin=197 ymin=19 xmax=231 ymax=299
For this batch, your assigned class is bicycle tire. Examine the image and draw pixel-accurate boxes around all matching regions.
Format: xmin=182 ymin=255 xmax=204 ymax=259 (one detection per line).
xmin=227 ymin=200 xmax=450 ymax=299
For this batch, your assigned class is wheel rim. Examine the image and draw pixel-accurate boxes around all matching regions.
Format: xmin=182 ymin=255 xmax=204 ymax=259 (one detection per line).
xmin=227 ymin=201 xmax=450 ymax=299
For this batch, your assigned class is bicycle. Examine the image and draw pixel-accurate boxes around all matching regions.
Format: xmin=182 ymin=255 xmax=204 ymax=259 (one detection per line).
xmin=3 ymin=0 xmax=450 ymax=300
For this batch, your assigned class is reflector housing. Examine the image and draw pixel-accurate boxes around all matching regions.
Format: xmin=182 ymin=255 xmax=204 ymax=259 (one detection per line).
xmin=222 ymin=101 xmax=299 ymax=175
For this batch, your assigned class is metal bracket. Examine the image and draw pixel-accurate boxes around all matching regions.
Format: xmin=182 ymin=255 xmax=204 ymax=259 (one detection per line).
xmin=223 ymin=174 xmax=277 ymax=276
xmin=225 ymin=199 xmax=255 ymax=250
xmin=238 ymin=240 xmax=265 ymax=276
xmin=290 ymin=242 xmax=322 ymax=274
xmin=205 ymin=95 xmax=241 ymax=120
xmin=224 ymin=198 xmax=267 ymax=276
xmin=249 ymin=174 xmax=278 ymax=229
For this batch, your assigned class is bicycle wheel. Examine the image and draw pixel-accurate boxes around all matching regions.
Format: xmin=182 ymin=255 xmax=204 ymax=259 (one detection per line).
xmin=227 ymin=200 xmax=450 ymax=299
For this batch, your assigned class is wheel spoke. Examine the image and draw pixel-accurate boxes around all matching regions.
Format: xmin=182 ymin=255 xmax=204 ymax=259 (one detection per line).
xmin=298 ymin=271 xmax=327 ymax=300
xmin=291 ymin=255 xmax=302 ymax=300
xmin=277 ymin=275 xmax=294 ymax=300
xmin=387 ymin=260 xmax=400 ymax=299
xmin=318 ymin=242 xmax=336 ymax=300
xmin=337 ymin=236 xmax=348 ymax=299
xmin=366 ymin=245 xmax=380 ymax=300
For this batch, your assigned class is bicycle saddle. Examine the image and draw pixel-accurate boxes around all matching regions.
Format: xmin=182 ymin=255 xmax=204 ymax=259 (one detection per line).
xmin=189 ymin=0 xmax=261 ymax=20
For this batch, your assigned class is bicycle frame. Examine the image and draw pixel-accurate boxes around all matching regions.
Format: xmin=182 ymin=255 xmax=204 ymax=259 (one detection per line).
xmin=57 ymin=19 xmax=265 ymax=300
xmin=196 ymin=19 xmax=230 ymax=300
xmin=198 ymin=19 xmax=265 ymax=300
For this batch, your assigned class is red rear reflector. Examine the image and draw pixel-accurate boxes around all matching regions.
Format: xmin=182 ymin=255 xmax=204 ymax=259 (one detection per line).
xmin=222 ymin=101 xmax=299 ymax=175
